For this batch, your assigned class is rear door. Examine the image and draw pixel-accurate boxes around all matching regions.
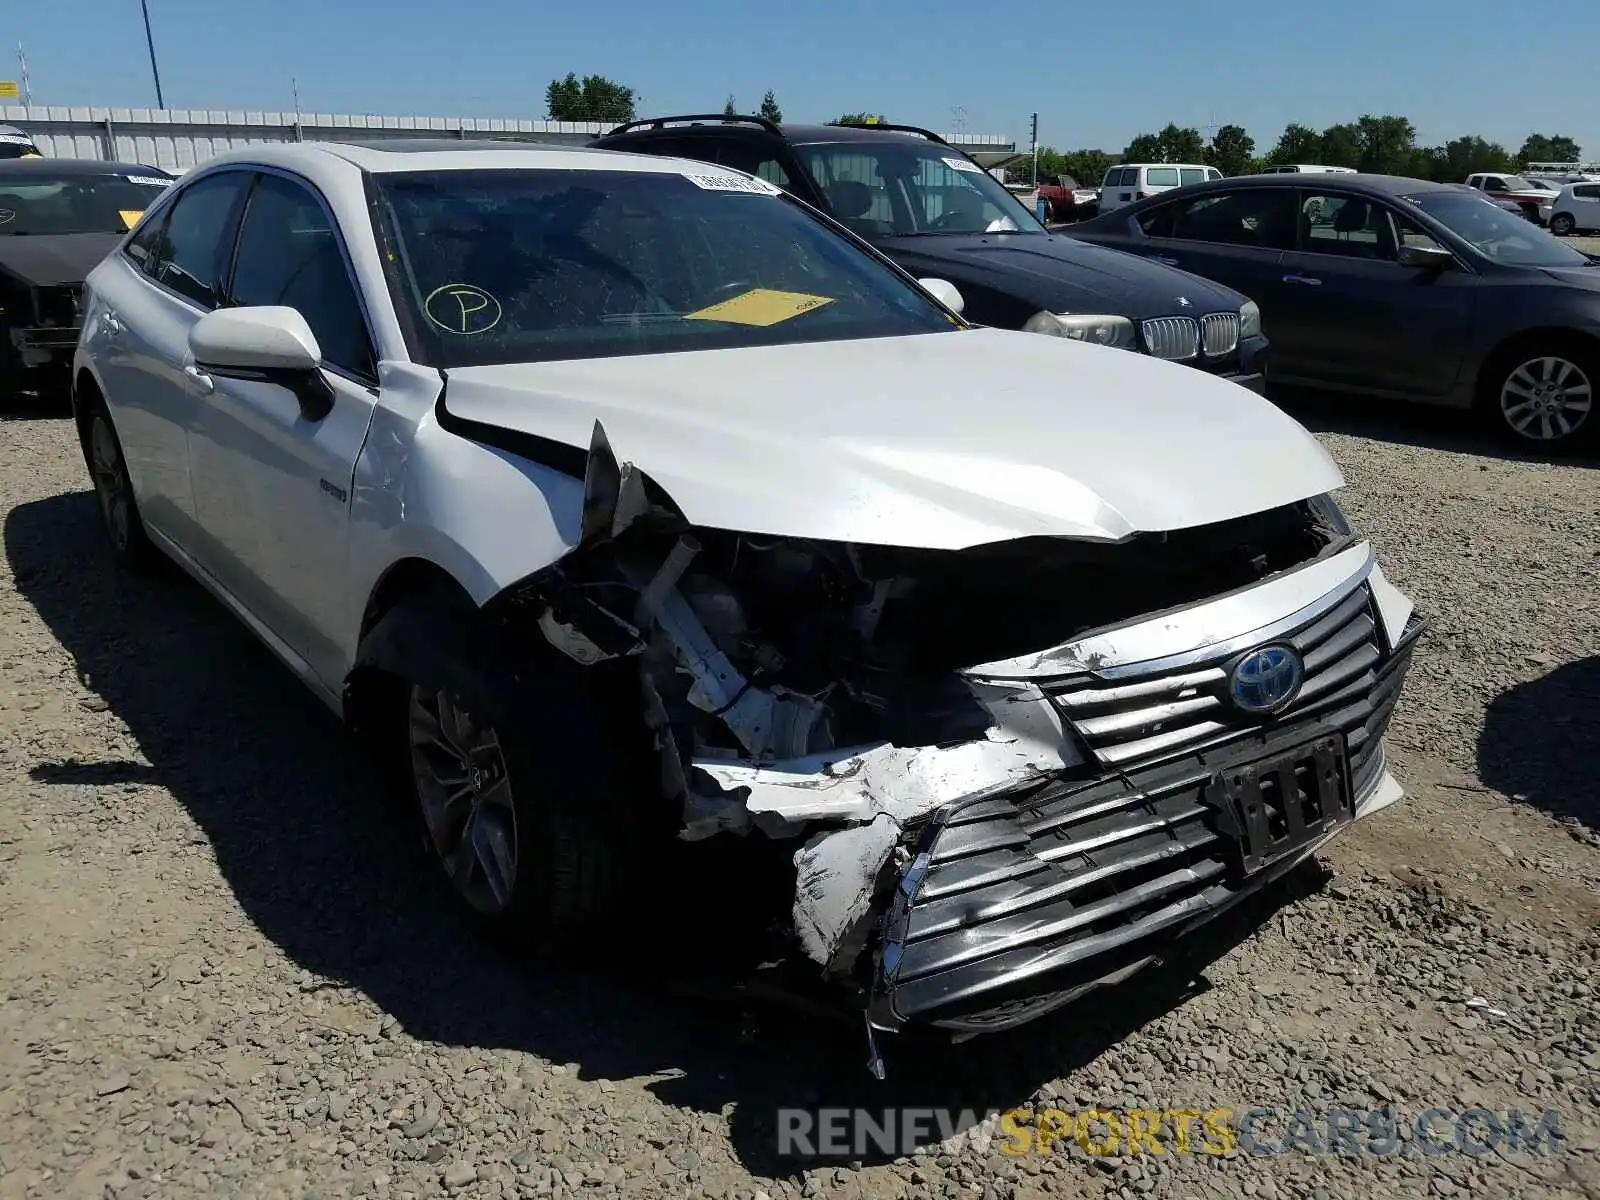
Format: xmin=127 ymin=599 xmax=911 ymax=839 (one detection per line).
xmin=1102 ymin=167 xmax=1135 ymax=211
xmin=85 ymin=169 xmax=252 ymax=547
xmin=1272 ymin=189 xmax=1477 ymax=395
xmin=1130 ymin=187 xmax=1298 ymax=307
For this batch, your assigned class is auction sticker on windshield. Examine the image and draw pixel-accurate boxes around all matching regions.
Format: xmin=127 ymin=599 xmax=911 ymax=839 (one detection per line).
xmin=119 ymin=210 xmax=144 ymax=230
xmin=685 ymin=288 xmax=833 ymax=326
xmin=942 ymin=156 xmax=983 ymax=174
xmin=124 ymin=175 xmax=172 ymax=187
xmin=681 ymin=172 xmax=783 ymax=196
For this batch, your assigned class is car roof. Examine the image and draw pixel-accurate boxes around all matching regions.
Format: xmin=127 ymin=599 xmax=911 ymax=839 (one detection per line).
xmin=1168 ymin=172 xmax=1462 ymax=199
xmin=194 ymin=138 xmax=730 ymax=178
xmin=0 ymin=157 xmax=170 ymax=177
xmin=596 ymin=118 xmax=953 ymax=149
xmin=1118 ymin=162 xmax=1212 ymax=170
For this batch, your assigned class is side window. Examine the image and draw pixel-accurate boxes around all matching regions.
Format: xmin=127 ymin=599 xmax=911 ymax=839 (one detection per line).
xmin=1390 ymin=210 xmax=1447 ymax=253
xmin=1103 ymin=168 xmax=1122 ymax=188
xmin=149 ymin=171 xmax=250 ymax=309
xmin=229 ymin=173 xmax=374 ymax=379
xmin=796 ymin=148 xmax=896 ymax=232
xmin=123 ymin=207 xmax=170 ymax=274
xmin=1145 ymin=167 xmax=1180 ymax=188
xmin=1179 ymin=167 xmax=1207 ymax=186
xmin=1302 ymin=193 xmax=1394 ymax=260
xmin=1576 ymin=185 xmax=1600 ymax=200
xmin=1136 ymin=200 xmax=1181 ymax=237
xmin=1484 ymin=177 xmax=1507 ymax=191
xmin=1148 ymin=189 xmax=1298 ymax=249
xmin=713 ymin=143 xmax=794 ymax=191
xmin=1206 ymin=167 xmax=1223 ymax=181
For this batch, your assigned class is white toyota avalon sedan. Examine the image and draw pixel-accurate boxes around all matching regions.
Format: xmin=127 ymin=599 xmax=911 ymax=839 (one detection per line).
xmin=72 ymin=139 xmax=1423 ymax=1062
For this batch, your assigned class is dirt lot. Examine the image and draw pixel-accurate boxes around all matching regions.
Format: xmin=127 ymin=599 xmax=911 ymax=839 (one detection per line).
xmin=1 ymin=394 xmax=1597 ymax=1200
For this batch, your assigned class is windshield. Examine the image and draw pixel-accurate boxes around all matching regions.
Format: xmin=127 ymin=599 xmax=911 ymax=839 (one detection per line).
xmin=1500 ymin=176 xmax=1544 ymax=192
xmin=0 ymin=171 xmax=172 ymax=235
xmin=1406 ymin=192 xmax=1593 ymax=267
xmin=791 ymin=140 xmax=1046 ymax=237
xmin=372 ymin=168 xmax=957 ymax=369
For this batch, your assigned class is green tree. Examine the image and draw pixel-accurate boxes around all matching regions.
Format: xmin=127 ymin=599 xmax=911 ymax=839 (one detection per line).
xmin=1430 ymin=135 xmax=1515 ymax=181
xmin=545 ymin=73 xmax=637 ymax=123
xmin=723 ymin=94 xmax=738 ymax=119
xmin=832 ymin=112 xmax=887 ymax=125
xmin=1354 ymin=114 xmax=1417 ymax=175
xmin=1318 ymin=122 xmax=1362 ymax=168
xmin=758 ymin=90 xmax=783 ymax=123
xmin=1518 ymin=133 xmax=1582 ymax=165
xmin=1266 ymin=122 xmax=1322 ymax=166
xmin=1205 ymin=123 xmax=1256 ymax=177
xmin=1123 ymin=123 xmax=1206 ymax=163
xmin=1062 ymin=148 xmax=1114 ymax=185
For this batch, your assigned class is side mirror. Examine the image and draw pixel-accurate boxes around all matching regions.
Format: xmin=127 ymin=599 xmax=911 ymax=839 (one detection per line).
xmin=189 ymin=306 xmax=335 ymax=420
xmin=918 ymin=277 xmax=965 ymax=315
xmin=1397 ymin=244 xmax=1455 ymax=271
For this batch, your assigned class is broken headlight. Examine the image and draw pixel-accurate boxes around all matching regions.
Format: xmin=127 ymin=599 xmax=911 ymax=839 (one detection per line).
xmin=1239 ymin=299 xmax=1262 ymax=340
xmin=1306 ymin=491 xmax=1353 ymax=538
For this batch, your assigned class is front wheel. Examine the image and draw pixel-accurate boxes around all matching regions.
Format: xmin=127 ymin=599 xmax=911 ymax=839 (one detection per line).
xmin=1482 ymin=344 xmax=1596 ymax=450
xmin=1549 ymin=213 xmax=1575 ymax=237
xmin=392 ymin=625 xmax=655 ymax=953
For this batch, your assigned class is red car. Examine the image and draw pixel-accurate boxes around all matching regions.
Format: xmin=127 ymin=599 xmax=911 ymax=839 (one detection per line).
xmin=1035 ymin=173 xmax=1099 ymax=223
xmin=1464 ymin=172 xmax=1558 ymax=224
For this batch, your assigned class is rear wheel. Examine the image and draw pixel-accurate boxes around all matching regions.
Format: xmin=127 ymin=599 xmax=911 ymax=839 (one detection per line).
xmin=85 ymin=399 xmax=156 ymax=572
xmin=1480 ymin=342 xmax=1596 ymax=450
xmin=1549 ymin=213 xmax=1576 ymax=237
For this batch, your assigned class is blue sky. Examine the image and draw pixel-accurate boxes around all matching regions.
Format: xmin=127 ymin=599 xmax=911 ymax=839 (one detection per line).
xmin=8 ymin=0 xmax=1598 ymax=161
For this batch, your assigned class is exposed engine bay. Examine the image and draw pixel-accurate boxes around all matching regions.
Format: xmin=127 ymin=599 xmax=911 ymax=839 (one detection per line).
xmin=488 ymin=423 xmax=1357 ymax=993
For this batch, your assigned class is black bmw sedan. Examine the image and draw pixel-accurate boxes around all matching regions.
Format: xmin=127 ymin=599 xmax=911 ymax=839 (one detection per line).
xmin=592 ymin=116 xmax=1268 ymax=390
xmin=1068 ymin=173 xmax=1600 ymax=449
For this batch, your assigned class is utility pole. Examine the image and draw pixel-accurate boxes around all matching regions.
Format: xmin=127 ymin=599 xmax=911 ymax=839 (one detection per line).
xmin=1030 ymin=111 xmax=1039 ymax=187
xmin=139 ymin=0 xmax=166 ymax=108
xmin=17 ymin=43 xmax=32 ymax=106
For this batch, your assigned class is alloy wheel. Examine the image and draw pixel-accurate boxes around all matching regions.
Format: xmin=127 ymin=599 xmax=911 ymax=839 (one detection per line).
xmin=89 ymin=414 xmax=133 ymax=552
xmin=1499 ymin=356 xmax=1593 ymax=443
xmin=1549 ymin=214 xmax=1575 ymax=237
xmin=407 ymin=686 xmax=519 ymax=914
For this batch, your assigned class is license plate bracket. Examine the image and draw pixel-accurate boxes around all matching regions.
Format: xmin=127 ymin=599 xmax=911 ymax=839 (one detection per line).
xmin=1208 ymin=736 xmax=1353 ymax=875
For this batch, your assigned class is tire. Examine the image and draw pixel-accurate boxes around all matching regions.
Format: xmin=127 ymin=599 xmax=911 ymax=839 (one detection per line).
xmin=1549 ymin=213 xmax=1575 ymax=237
xmin=83 ymin=397 xmax=157 ymax=572
xmin=381 ymin=598 xmax=657 ymax=953
xmin=1479 ymin=339 xmax=1598 ymax=451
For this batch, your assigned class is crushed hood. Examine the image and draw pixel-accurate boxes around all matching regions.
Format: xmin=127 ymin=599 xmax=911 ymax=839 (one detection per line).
xmin=440 ymin=327 xmax=1343 ymax=549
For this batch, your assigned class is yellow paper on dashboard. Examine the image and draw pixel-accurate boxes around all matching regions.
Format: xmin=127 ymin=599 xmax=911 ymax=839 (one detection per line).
xmin=685 ymin=288 xmax=833 ymax=327
xmin=119 ymin=209 xmax=144 ymax=229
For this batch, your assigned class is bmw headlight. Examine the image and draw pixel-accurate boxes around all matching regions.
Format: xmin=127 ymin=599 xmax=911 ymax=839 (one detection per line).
xmin=1022 ymin=310 xmax=1137 ymax=349
xmin=1239 ymin=299 xmax=1262 ymax=340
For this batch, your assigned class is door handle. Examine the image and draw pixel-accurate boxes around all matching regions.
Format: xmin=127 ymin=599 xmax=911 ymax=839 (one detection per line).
xmin=1149 ymin=254 xmax=1180 ymax=266
xmin=1281 ymin=273 xmax=1323 ymax=286
xmin=183 ymin=363 xmax=215 ymax=394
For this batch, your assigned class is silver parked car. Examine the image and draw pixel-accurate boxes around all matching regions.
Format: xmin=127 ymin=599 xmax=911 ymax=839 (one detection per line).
xmin=72 ymin=139 xmax=1422 ymax=1061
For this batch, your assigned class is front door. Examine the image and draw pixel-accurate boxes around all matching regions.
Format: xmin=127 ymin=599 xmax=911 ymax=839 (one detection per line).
xmin=1273 ymin=190 xmax=1477 ymax=396
xmin=185 ymin=170 xmax=382 ymax=688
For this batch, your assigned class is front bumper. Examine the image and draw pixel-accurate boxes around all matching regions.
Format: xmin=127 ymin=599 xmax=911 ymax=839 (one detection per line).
xmin=867 ymin=567 xmax=1423 ymax=1034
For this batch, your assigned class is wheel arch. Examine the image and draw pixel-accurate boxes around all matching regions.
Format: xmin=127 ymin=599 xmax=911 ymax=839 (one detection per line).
xmin=1474 ymin=326 xmax=1600 ymax=406
xmin=72 ymin=365 xmax=105 ymax=464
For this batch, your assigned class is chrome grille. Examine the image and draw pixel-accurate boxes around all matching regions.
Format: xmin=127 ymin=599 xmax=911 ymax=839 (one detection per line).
xmin=1200 ymin=312 xmax=1239 ymax=357
xmin=1047 ymin=584 xmax=1387 ymax=769
xmin=1140 ymin=316 xmax=1199 ymax=360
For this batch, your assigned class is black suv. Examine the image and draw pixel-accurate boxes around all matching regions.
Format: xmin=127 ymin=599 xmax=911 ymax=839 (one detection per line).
xmin=592 ymin=115 xmax=1267 ymax=387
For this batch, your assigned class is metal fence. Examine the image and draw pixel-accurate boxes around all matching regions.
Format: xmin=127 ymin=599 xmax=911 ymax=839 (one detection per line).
xmin=0 ymin=106 xmax=613 ymax=171
xmin=2 ymin=106 xmax=1017 ymax=175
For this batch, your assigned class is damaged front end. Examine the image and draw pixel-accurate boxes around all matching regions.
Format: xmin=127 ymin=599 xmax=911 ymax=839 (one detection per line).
xmin=490 ymin=422 xmax=1424 ymax=1055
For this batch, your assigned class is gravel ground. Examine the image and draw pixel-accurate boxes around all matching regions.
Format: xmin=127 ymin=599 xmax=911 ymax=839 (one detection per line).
xmin=1 ymin=393 xmax=1597 ymax=1200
